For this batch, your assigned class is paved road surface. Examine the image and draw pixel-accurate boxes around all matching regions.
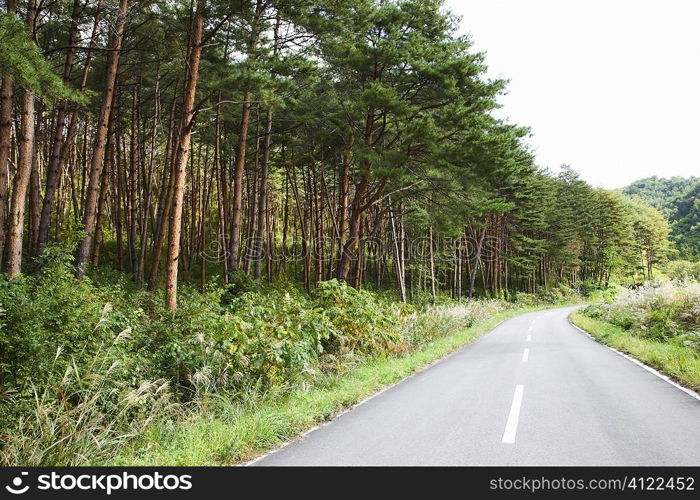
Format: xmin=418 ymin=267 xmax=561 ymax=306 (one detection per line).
xmin=253 ymin=306 xmax=700 ymax=465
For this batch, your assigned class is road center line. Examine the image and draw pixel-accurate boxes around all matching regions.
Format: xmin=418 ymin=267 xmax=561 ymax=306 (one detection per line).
xmin=528 ymin=325 xmax=533 ymax=332
xmin=526 ymin=334 xmax=531 ymax=342
xmin=522 ymin=348 xmax=529 ymax=362
xmin=502 ymin=385 xmax=524 ymax=443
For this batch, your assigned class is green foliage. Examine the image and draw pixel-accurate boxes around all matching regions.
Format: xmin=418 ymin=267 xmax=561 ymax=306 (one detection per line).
xmin=222 ymin=290 xmax=335 ymax=382
xmin=0 ymin=258 xmax=107 ymax=430
xmin=512 ymin=284 xmax=580 ymax=307
xmin=670 ymin=183 xmax=700 ymax=260
xmin=621 ymin=176 xmax=699 ymax=217
xmin=220 ymin=270 xmax=258 ymax=306
xmin=665 ymin=260 xmax=700 ymax=281
xmin=571 ymin=310 xmax=700 ymax=392
xmin=1 ymin=256 xmax=533 ymax=464
xmin=622 ymin=176 xmax=700 ymax=259
xmin=314 ymin=280 xmax=401 ymax=355
xmin=582 ymin=281 xmax=700 ymax=347
xmin=0 ymin=13 xmax=83 ymax=103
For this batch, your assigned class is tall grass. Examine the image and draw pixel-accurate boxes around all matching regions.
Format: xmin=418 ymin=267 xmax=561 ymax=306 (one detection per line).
xmin=583 ymin=280 xmax=700 ymax=347
xmin=574 ymin=280 xmax=700 ymax=392
xmin=1 ymin=257 xmax=580 ymax=465
xmin=570 ymin=311 xmax=700 ymax=392
xmin=113 ymin=305 xmax=526 ymax=465
xmin=0 ymin=267 xmax=520 ymax=466
xmin=0 ymin=333 xmax=179 ymax=466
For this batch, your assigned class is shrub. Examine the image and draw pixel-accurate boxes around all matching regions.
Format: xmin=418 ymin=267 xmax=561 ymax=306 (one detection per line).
xmin=0 ymin=259 xmax=523 ymax=465
xmin=583 ymin=281 xmax=700 ymax=348
xmin=665 ymin=260 xmax=700 ymax=281
xmin=0 ymin=260 xmax=112 ymax=431
xmin=314 ymin=280 xmax=401 ymax=355
xmin=222 ymin=290 xmax=336 ymax=383
xmin=401 ymin=300 xmax=511 ymax=346
xmin=220 ymin=270 xmax=258 ymax=306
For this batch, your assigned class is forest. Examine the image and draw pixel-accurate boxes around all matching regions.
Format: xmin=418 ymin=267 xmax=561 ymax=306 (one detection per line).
xmin=0 ymin=0 xmax=693 ymax=465
xmin=622 ymin=176 xmax=700 ymax=261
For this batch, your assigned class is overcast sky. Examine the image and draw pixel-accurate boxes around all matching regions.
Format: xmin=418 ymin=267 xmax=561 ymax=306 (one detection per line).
xmin=443 ymin=0 xmax=700 ymax=188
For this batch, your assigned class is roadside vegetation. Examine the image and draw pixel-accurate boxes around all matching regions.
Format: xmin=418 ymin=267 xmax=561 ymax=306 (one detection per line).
xmin=571 ymin=280 xmax=700 ymax=392
xmin=0 ymin=251 xmax=587 ymax=465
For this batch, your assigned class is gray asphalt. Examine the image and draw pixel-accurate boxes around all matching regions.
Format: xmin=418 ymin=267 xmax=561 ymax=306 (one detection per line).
xmin=253 ymin=306 xmax=700 ymax=465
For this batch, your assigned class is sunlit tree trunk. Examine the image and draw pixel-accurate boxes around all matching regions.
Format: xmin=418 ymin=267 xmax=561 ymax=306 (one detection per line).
xmin=74 ymin=0 xmax=128 ymax=279
xmin=165 ymin=0 xmax=204 ymax=311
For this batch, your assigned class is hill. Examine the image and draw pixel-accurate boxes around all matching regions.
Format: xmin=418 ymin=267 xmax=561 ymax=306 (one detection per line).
xmin=622 ymin=176 xmax=700 ymax=259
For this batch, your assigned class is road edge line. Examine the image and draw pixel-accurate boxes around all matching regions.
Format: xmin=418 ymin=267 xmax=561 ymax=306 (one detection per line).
xmin=568 ymin=316 xmax=700 ymax=402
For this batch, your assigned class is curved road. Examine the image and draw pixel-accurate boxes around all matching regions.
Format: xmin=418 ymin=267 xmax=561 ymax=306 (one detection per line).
xmin=253 ymin=306 xmax=700 ymax=465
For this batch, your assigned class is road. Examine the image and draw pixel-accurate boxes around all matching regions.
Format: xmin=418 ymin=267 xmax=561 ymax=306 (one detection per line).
xmin=253 ymin=306 xmax=700 ymax=466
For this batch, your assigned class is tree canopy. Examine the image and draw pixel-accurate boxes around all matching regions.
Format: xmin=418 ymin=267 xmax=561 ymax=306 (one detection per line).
xmin=0 ymin=0 xmax=677 ymax=307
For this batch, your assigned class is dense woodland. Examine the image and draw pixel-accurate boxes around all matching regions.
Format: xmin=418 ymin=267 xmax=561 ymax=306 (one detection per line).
xmin=622 ymin=176 xmax=700 ymax=261
xmin=0 ymin=0 xmax=675 ymax=310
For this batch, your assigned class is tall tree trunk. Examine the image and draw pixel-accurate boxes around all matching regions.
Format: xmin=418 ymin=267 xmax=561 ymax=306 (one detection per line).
xmin=228 ymin=0 xmax=264 ymax=274
xmin=429 ymin=226 xmax=437 ymax=303
xmin=468 ymin=225 xmax=487 ymax=300
xmin=92 ymin=92 xmax=119 ymax=267
xmin=147 ymin=82 xmax=178 ymax=290
xmin=336 ymin=134 xmax=353 ymax=268
xmin=5 ymin=0 xmax=37 ymax=279
xmin=389 ymin=199 xmax=406 ymax=302
xmin=28 ymin=137 xmax=41 ymax=254
xmin=244 ymin=111 xmax=261 ymax=274
xmin=165 ymin=1 xmax=204 ymax=311
xmin=35 ymin=0 xmax=82 ymax=259
xmin=338 ymin=107 xmax=374 ymax=283
xmin=254 ymin=106 xmax=272 ymax=280
xmin=337 ymin=166 xmax=369 ymax=282
xmin=5 ymin=90 xmax=35 ymax=279
xmin=0 ymin=0 xmax=18 ymax=269
xmin=229 ymin=92 xmax=252 ymax=273
xmin=74 ymin=0 xmax=128 ymax=279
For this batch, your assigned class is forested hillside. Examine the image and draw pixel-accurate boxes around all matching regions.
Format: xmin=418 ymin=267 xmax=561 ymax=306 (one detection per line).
xmin=622 ymin=176 xmax=700 ymax=260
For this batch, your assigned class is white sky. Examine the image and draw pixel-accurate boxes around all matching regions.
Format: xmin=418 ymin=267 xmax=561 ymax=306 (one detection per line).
xmin=444 ymin=0 xmax=700 ymax=188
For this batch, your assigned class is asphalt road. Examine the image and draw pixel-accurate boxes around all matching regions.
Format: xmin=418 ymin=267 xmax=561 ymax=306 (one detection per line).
xmin=253 ymin=306 xmax=700 ymax=465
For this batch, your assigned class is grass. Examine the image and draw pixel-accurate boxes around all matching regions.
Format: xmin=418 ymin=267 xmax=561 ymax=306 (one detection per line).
xmin=569 ymin=310 xmax=700 ymax=393
xmin=112 ymin=305 xmax=552 ymax=466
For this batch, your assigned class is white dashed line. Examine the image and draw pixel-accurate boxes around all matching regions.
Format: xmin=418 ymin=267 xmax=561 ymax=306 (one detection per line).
xmin=502 ymin=385 xmax=524 ymax=443
xmin=522 ymin=348 xmax=529 ymax=362
xmin=526 ymin=334 xmax=531 ymax=342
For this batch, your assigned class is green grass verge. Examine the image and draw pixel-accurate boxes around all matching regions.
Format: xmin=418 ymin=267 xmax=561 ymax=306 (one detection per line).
xmin=111 ymin=305 xmax=555 ymax=466
xmin=569 ymin=310 xmax=700 ymax=393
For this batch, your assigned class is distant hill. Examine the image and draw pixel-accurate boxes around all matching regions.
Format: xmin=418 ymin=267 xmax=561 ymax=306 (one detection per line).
xmin=622 ymin=176 xmax=700 ymax=260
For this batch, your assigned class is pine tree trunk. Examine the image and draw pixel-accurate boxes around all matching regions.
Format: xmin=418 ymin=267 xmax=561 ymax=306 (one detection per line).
xmin=165 ymin=1 xmax=204 ymax=311
xmin=468 ymin=226 xmax=487 ymax=300
xmin=74 ymin=0 xmax=128 ymax=279
xmin=229 ymin=92 xmax=252 ymax=273
xmin=229 ymin=1 xmax=264 ymax=274
xmin=0 ymin=0 xmax=18 ymax=269
xmin=35 ymin=0 xmax=82 ymax=259
xmin=6 ymin=90 xmax=35 ymax=279
xmin=254 ymin=106 xmax=272 ymax=280
xmin=429 ymin=226 xmax=437 ymax=303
